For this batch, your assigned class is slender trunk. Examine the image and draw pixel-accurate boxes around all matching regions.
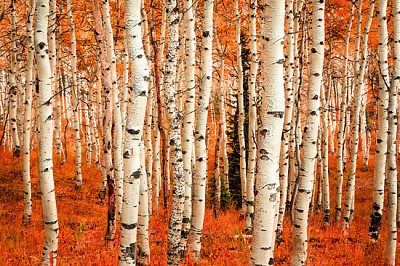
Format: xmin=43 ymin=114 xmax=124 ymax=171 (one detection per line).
xmin=234 ymin=0 xmax=247 ymax=217
xmin=292 ymin=0 xmax=325 ymax=264
xmin=276 ymin=0 xmax=294 ymax=237
xmin=22 ymin=0 xmax=36 ymax=226
xmin=102 ymin=0 xmax=124 ymax=220
xmin=188 ymin=0 xmax=213 ymax=261
xmin=9 ymin=0 xmax=20 ymax=158
xmin=35 ymin=0 xmax=59 ymax=263
xmin=335 ymin=1 xmax=354 ymax=223
xmin=91 ymin=0 xmax=115 ymax=241
xmin=180 ymin=0 xmax=196 ymax=252
xmin=119 ymin=0 xmax=150 ymax=263
xmin=369 ymin=0 xmax=389 ymax=241
xmin=137 ymin=140 xmax=150 ymax=265
xmin=67 ymin=0 xmax=82 ymax=189
xmin=385 ymin=1 xmax=399 ymax=264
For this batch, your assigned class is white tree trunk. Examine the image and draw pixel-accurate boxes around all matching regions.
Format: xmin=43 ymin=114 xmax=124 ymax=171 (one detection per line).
xmin=180 ymin=0 xmax=196 ymax=252
xmin=276 ymin=0 xmax=294 ymax=237
xmin=35 ymin=0 xmax=59 ymax=263
xmin=370 ymin=0 xmax=389 ymax=241
xmin=102 ymin=0 xmax=124 ymax=220
xmin=292 ymin=0 xmax=325 ymax=264
xmin=137 ymin=140 xmax=150 ymax=265
xmin=234 ymin=0 xmax=247 ymax=217
xmin=22 ymin=0 xmax=36 ymax=226
xmin=249 ymin=0 xmax=285 ymax=264
xmin=385 ymin=1 xmax=398 ymax=264
xmin=188 ymin=0 xmax=213 ymax=261
xmin=119 ymin=0 xmax=149 ymax=263
xmin=67 ymin=0 xmax=82 ymax=189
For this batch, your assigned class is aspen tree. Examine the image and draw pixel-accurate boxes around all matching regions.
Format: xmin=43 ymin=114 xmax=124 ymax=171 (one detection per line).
xmin=320 ymin=84 xmax=330 ymax=224
xmin=141 ymin=0 xmax=153 ymax=217
xmin=149 ymin=0 xmax=161 ymax=211
xmin=370 ymin=0 xmax=389 ymax=241
xmin=343 ymin=0 xmax=372 ymax=229
xmin=188 ymin=0 xmax=213 ymax=261
xmin=67 ymin=0 xmax=82 ymax=189
xmin=102 ymin=0 xmax=124 ymax=219
xmin=9 ymin=0 xmax=20 ymax=158
xmin=92 ymin=0 xmax=116 ymax=240
xmin=163 ymin=0 xmax=186 ymax=262
xmin=50 ymin=0 xmax=61 ymax=158
xmin=137 ymin=140 xmax=150 ymax=265
xmin=234 ymin=0 xmax=247 ymax=216
xmin=277 ymin=0 xmax=294 ymax=236
xmin=288 ymin=0 xmax=305 ymax=208
xmin=119 ymin=0 xmax=149 ymax=263
xmin=35 ymin=0 xmax=59 ymax=263
xmin=249 ymin=0 xmax=285 ymax=264
xmin=22 ymin=0 xmax=36 ymax=226
xmin=180 ymin=0 xmax=196 ymax=251
xmin=55 ymin=0 xmax=64 ymax=161
xmin=292 ymin=0 xmax=325 ymax=264
xmin=145 ymin=78 xmax=153 ymax=217
xmin=384 ymin=1 xmax=399 ymax=263
xmin=335 ymin=1 xmax=354 ymax=222
xmin=360 ymin=85 xmax=370 ymax=171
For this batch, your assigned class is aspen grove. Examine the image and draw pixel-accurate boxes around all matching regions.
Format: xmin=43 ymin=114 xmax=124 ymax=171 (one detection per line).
xmin=2 ymin=0 xmax=400 ymax=265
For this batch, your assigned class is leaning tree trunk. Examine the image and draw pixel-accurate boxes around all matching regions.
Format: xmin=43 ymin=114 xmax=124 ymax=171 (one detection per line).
xmin=369 ymin=0 xmax=389 ymax=241
xmin=292 ymin=0 xmax=325 ymax=264
xmin=22 ymin=0 xmax=36 ymax=226
xmin=249 ymin=0 xmax=285 ymax=264
xmin=188 ymin=0 xmax=213 ymax=262
xmin=118 ymin=0 xmax=150 ymax=264
xmin=35 ymin=0 xmax=59 ymax=263
xmin=342 ymin=0 xmax=375 ymax=232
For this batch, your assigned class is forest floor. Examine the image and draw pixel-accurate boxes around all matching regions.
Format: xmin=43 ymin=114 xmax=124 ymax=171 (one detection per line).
xmin=0 ymin=139 xmax=399 ymax=265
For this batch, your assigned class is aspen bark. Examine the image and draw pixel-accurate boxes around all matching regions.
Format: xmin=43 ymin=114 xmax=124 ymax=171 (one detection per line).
xmin=180 ymin=0 xmax=196 ymax=252
xmin=119 ymin=0 xmax=149 ymax=264
xmin=164 ymin=0 xmax=185 ymax=262
xmin=22 ymin=0 xmax=36 ymax=226
xmin=335 ymin=1 xmax=354 ymax=223
xmin=249 ymin=0 xmax=285 ymax=264
xmin=137 ymin=140 xmax=150 ymax=265
xmin=92 ymin=0 xmax=116 ymax=241
xmin=343 ymin=0 xmax=375 ymax=231
xmin=102 ymin=0 xmax=124 ymax=219
xmin=9 ymin=0 xmax=20 ymax=158
xmin=67 ymin=0 xmax=82 ymax=189
xmin=276 ymin=0 xmax=294 ymax=236
xmin=292 ymin=0 xmax=325 ymax=264
xmin=35 ymin=0 xmax=59 ymax=263
xmin=370 ymin=0 xmax=389 ymax=241
xmin=385 ymin=1 xmax=398 ymax=263
xmin=234 ymin=0 xmax=247 ymax=216
xmin=188 ymin=0 xmax=213 ymax=261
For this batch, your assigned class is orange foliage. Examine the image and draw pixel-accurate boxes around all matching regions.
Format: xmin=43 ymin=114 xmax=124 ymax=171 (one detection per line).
xmin=1 ymin=130 xmax=399 ymax=264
